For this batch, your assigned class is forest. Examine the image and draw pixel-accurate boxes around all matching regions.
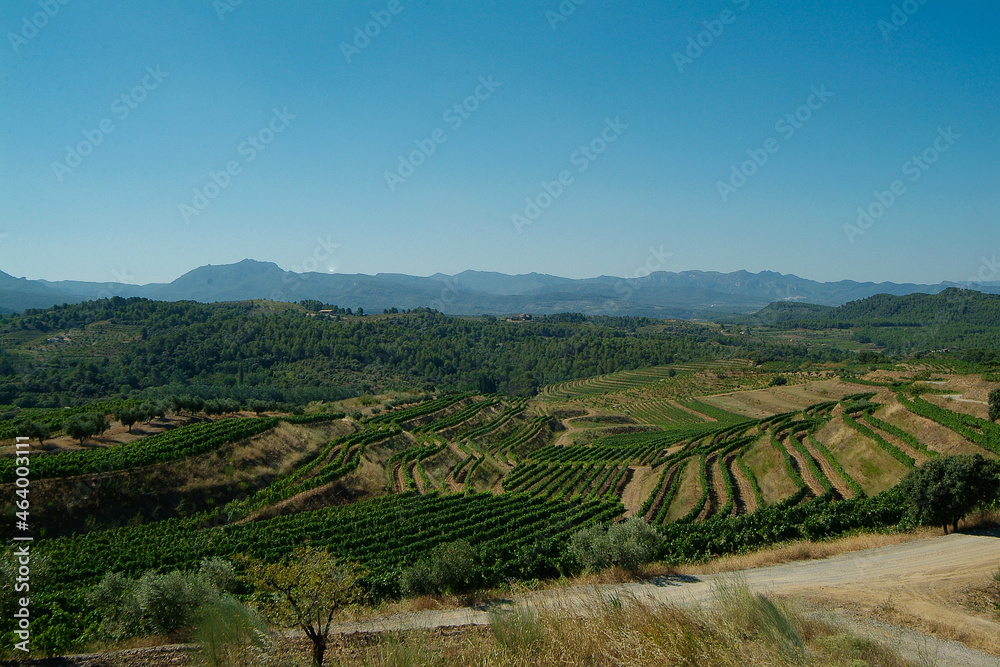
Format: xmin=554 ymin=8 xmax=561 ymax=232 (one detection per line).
xmin=0 ymin=297 xmax=852 ymax=408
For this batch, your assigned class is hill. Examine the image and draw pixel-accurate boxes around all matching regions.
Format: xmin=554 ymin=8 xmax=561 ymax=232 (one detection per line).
xmin=749 ymin=288 xmax=1000 ymax=353
xmin=9 ymin=259 xmax=997 ymax=317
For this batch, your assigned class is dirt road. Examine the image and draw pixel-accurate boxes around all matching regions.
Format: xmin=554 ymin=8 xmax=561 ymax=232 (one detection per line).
xmin=336 ymin=529 xmax=1000 ymax=666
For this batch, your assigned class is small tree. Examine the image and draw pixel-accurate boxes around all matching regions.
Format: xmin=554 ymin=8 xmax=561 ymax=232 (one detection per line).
xmin=64 ymin=414 xmax=95 ymax=444
xmin=989 ymin=387 xmax=1000 ymax=422
xmin=115 ymin=407 xmax=140 ymax=433
xmin=898 ymin=454 xmax=1000 ymax=533
xmin=135 ymin=570 xmax=217 ymax=636
xmin=238 ymin=547 xmax=364 ymax=667
xmin=21 ymin=420 xmax=50 ymax=445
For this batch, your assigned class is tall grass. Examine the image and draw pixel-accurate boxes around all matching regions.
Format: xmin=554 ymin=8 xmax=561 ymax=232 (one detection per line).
xmin=289 ymin=578 xmax=910 ymax=666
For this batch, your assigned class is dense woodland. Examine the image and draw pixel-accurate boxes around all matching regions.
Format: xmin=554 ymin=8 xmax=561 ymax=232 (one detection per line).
xmin=0 ymin=298 xmax=852 ymax=408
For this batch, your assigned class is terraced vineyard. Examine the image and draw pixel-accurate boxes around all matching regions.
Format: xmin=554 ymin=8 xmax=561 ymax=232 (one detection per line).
xmin=4 ymin=360 xmax=998 ymax=660
xmin=540 ymin=360 xmax=753 ymax=400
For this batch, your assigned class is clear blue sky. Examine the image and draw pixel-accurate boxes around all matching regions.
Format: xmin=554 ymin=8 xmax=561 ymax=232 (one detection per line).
xmin=1 ymin=0 xmax=997 ymax=285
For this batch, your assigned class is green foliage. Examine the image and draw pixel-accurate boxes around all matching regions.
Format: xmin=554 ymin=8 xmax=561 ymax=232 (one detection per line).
xmin=897 ymin=454 xmax=1000 ymax=533
xmin=400 ymin=540 xmax=480 ymax=596
xmin=63 ymin=412 xmax=110 ymax=443
xmin=990 ymin=387 xmax=1000 ymax=422
xmin=135 ymin=569 xmax=218 ymax=635
xmin=0 ymin=299 xmax=735 ymax=404
xmin=114 ymin=406 xmax=142 ymax=432
xmin=88 ymin=566 xmax=226 ymax=639
xmin=567 ymin=517 xmax=664 ymax=572
xmin=239 ymin=547 xmax=365 ymax=667
xmin=21 ymin=419 xmax=50 ymax=444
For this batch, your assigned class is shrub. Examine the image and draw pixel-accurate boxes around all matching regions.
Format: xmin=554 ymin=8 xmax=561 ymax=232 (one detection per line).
xmin=568 ymin=517 xmax=664 ymax=573
xmin=87 ymin=572 xmax=141 ymax=640
xmin=400 ymin=540 xmax=481 ymax=596
xmin=135 ymin=570 xmax=218 ymax=635
xmin=199 ymin=557 xmax=238 ymax=594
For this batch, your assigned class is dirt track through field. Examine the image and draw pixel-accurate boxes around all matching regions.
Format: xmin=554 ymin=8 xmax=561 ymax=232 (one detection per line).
xmin=333 ymin=529 xmax=1000 ymax=666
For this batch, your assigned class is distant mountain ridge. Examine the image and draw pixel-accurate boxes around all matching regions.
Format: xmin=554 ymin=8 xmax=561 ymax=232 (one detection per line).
xmin=1 ymin=259 xmax=994 ymax=318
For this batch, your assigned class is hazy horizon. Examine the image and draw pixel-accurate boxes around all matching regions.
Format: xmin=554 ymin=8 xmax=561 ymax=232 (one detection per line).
xmin=8 ymin=256 xmax=998 ymax=289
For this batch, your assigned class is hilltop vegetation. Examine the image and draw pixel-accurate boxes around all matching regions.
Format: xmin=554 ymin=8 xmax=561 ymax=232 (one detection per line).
xmin=0 ymin=297 xmax=855 ymax=408
xmin=751 ymin=288 xmax=1000 ymax=354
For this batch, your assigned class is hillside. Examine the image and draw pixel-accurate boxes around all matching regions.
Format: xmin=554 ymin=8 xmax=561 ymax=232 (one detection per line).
xmin=750 ymin=288 xmax=1000 ymax=353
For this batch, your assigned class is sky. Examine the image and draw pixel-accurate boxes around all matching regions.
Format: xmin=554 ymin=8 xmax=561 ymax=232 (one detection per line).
xmin=1 ymin=0 xmax=998 ymax=286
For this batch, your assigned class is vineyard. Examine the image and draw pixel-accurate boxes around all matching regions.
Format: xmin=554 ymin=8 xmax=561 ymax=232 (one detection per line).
xmin=0 ymin=417 xmax=279 ymax=482
xmin=2 ymin=361 xmax=998 ymax=656
xmin=26 ymin=493 xmax=623 ymax=649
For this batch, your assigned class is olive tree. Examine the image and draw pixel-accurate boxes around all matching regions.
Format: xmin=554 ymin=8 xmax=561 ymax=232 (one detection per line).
xmin=238 ymin=547 xmax=364 ymax=667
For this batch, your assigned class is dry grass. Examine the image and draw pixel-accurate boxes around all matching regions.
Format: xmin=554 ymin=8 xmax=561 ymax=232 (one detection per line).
xmin=664 ymin=457 xmax=702 ymax=521
xmin=697 ymin=379 xmax=860 ymax=420
xmin=267 ymin=579 xmax=911 ymax=666
xmin=742 ymin=435 xmax=798 ymax=505
xmin=812 ymin=417 xmax=909 ymax=496
xmin=621 ymin=465 xmax=655 ymax=517
xmin=875 ymin=395 xmax=982 ymax=456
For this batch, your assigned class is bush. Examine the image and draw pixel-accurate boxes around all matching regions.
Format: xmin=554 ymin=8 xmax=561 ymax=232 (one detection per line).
xmin=87 ymin=572 xmax=141 ymax=640
xmin=400 ymin=540 xmax=481 ymax=596
xmin=568 ymin=517 xmax=664 ymax=573
xmin=90 ymin=567 xmax=226 ymax=639
xmin=199 ymin=557 xmax=238 ymax=594
xmin=990 ymin=387 xmax=1000 ymax=422
xmin=135 ymin=570 xmax=218 ymax=635
xmin=64 ymin=412 xmax=110 ymax=443
xmin=770 ymin=375 xmax=788 ymax=386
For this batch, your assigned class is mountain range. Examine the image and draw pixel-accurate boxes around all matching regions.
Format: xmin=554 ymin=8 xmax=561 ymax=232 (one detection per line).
xmin=2 ymin=259 xmax=996 ymax=319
